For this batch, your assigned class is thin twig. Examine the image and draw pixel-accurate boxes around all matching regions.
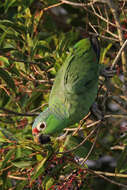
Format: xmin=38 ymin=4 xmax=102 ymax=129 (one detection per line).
xmin=65 ymin=119 xmax=101 ymax=132
xmin=65 ymin=113 xmax=127 ymax=132
xmin=86 ymin=3 xmax=127 ymax=33
xmin=111 ymin=39 xmax=127 ymax=69
xmin=111 ymin=145 xmax=125 ymax=150
xmin=88 ymin=32 xmax=119 ymax=41
xmin=8 ymin=175 xmax=27 ymax=181
xmin=30 ymin=103 xmax=48 ymax=113
xmin=0 ymin=108 xmax=38 ymax=117
xmin=72 ymin=112 xmax=91 ymax=136
xmin=61 ymin=0 xmax=114 ymax=7
xmin=81 ymin=126 xmax=100 ymax=165
xmin=94 ymin=170 xmax=127 ymax=178
xmin=88 ymin=22 xmax=98 ymax=34
xmin=60 ymin=0 xmax=92 ymax=7
xmin=94 ymin=24 xmax=119 ymax=39
xmin=87 ymin=168 xmax=127 ymax=188
xmin=107 ymin=0 xmax=127 ymax=73
xmin=43 ymin=2 xmax=64 ymax=11
xmin=57 ymin=127 xmax=97 ymax=154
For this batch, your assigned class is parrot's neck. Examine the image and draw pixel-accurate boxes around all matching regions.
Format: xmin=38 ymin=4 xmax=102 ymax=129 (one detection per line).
xmin=49 ymin=103 xmax=69 ymax=121
xmin=41 ymin=104 xmax=70 ymax=135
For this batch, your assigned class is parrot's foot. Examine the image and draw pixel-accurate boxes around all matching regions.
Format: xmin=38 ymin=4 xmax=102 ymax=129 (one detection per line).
xmin=91 ymin=102 xmax=104 ymax=121
xmin=100 ymin=67 xmax=116 ymax=78
xmin=56 ymin=131 xmax=68 ymax=141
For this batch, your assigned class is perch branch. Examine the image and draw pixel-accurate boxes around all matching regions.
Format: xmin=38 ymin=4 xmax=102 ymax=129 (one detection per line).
xmin=57 ymin=127 xmax=97 ymax=154
xmin=87 ymin=168 xmax=127 ymax=188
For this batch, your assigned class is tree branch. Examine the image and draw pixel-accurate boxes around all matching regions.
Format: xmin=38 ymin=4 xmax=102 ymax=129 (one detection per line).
xmin=111 ymin=39 xmax=127 ymax=69
xmin=0 ymin=107 xmax=38 ymax=117
xmin=88 ymin=168 xmax=127 ymax=188
xmin=57 ymin=127 xmax=97 ymax=154
xmin=107 ymin=0 xmax=127 ymax=74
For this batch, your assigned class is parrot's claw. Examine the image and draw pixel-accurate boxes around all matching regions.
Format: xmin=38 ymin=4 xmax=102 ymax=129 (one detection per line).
xmin=100 ymin=67 xmax=116 ymax=78
xmin=56 ymin=131 xmax=68 ymax=141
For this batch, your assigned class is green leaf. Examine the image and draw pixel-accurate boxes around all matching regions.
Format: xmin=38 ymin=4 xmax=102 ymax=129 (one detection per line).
xmin=101 ymin=43 xmax=112 ymax=64
xmin=36 ymin=154 xmax=43 ymax=161
xmin=0 ymin=47 xmax=15 ymax=53
xmin=12 ymin=160 xmax=34 ymax=168
xmin=1 ymin=149 xmax=14 ymax=169
xmin=0 ymin=20 xmax=27 ymax=35
xmin=32 ymin=158 xmax=47 ymax=180
xmin=0 ymin=131 xmax=7 ymax=142
xmin=0 ymin=68 xmax=16 ymax=92
xmin=24 ymin=90 xmax=43 ymax=109
xmin=0 ymin=127 xmax=17 ymax=142
xmin=32 ymin=146 xmax=53 ymax=180
xmin=0 ymin=88 xmax=10 ymax=107
xmin=15 ymin=147 xmax=22 ymax=159
xmin=64 ymin=135 xmax=92 ymax=158
xmin=43 ymin=176 xmax=54 ymax=190
xmin=0 ymin=56 xmax=9 ymax=64
xmin=15 ymin=181 xmax=28 ymax=190
xmin=4 ymin=0 xmax=16 ymax=13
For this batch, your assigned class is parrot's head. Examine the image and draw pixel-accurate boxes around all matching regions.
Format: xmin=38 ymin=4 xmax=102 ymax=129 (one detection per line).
xmin=32 ymin=108 xmax=69 ymax=144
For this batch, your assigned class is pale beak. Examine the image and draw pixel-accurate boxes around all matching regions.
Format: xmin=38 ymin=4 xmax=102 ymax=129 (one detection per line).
xmin=33 ymin=135 xmax=40 ymax=144
xmin=32 ymin=128 xmax=40 ymax=143
xmin=32 ymin=128 xmax=51 ymax=144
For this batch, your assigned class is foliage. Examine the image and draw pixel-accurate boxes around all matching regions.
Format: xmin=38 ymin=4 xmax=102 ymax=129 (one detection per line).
xmin=0 ymin=0 xmax=127 ymax=189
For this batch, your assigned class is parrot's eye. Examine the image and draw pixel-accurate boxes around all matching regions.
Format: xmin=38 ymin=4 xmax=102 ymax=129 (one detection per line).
xmin=36 ymin=122 xmax=46 ymax=131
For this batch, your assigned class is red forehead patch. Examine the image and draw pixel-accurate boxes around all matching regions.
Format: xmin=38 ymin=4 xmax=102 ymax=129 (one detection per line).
xmin=32 ymin=128 xmax=40 ymax=134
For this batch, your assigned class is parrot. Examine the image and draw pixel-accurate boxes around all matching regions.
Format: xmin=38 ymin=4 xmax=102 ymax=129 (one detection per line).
xmin=32 ymin=36 xmax=100 ymax=144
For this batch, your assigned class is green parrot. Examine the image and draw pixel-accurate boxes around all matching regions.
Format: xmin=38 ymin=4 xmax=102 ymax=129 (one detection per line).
xmin=32 ymin=36 xmax=100 ymax=144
